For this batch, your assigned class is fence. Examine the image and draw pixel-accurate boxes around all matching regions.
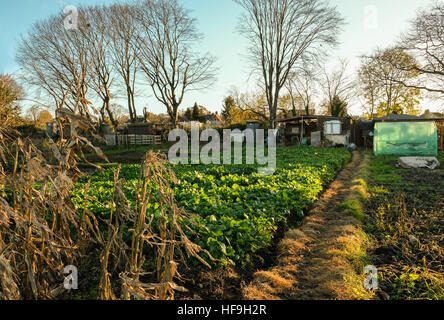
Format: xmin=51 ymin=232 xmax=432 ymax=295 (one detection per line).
xmin=105 ymin=134 xmax=162 ymax=146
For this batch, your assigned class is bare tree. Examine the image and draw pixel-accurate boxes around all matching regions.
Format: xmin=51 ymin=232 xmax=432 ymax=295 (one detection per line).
xmin=286 ymin=66 xmax=319 ymax=116
xmin=27 ymin=105 xmax=43 ymax=123
xmin=110 ymin=103 xmax=129 ymax=123
xmin=395 ymin=2 xmax=444 ymax=100
xmin=235 ymin=0 xmax=344 ymax=127
xmin=84 ymin=5 xmax=117 ymax=127
xmin=16 ymin=15 xmax=73 ymax=112
xmin=320 ymin=58 xmax=355 ymax=112
xmin=16 ymin=8 xmax=96 ymax=120
xmin=135 ymin=0 xmax=216 ymax=127
xmin=108 ymin=3 xmax=140 ymax=122
xmin=229 ymin=87 xmax=269 ymax=122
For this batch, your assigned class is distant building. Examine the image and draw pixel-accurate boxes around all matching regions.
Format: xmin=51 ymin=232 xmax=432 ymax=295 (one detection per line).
xmin=176 ymin=121 xmax=202 ymax=133
xmin=178 ymin=111 xmax=225 ymax=129
xmin=422 ymin=109 xmax=444 ymax=119
xmin=202 ymin=112 xmax=224 ymax=129
xmin=201 ymin=113 xmax=223 ymax=123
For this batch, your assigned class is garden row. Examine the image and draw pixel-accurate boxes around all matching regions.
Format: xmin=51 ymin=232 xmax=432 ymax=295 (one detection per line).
xmin=73 ymin=147 xmax=351 ymax=266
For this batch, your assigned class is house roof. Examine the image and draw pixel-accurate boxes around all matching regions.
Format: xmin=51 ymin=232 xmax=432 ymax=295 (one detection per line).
xmin=202 ymin=114 xmax=224 ymax=122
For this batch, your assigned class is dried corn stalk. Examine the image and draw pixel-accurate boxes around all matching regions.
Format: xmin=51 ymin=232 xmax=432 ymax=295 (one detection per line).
xmin=0 ymin=107 xmax=108 ymax=300
xmin=98 ymin=151 xmax=212 ymax=300
xmin=123 ymin=151 xmax=212 ymax=300
xmin=0 ymin=139 xmax=81 ymax=299
xmin=0 ymin=106 xmax=212 ymax=300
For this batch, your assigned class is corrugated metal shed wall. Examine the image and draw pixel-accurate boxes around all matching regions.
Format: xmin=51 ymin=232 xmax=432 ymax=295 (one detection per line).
xmin=374 ymin=121 xmax=438 ymax=156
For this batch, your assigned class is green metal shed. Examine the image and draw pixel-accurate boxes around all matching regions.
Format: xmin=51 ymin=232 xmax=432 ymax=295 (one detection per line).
xmin=374 ymin=121 xmax=438 ymax=156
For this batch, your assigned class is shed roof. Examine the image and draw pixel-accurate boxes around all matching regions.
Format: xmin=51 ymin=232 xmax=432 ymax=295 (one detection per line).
xmin=373 ymin=114 xmax=421 ymax=121
xmin=374 ymin=115 xmax=444 ymax=122
xmin=276 ymin=115 xmax=351 ymax=123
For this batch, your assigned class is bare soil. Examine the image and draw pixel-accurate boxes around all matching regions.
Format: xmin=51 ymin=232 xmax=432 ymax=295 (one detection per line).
xmin=86 ymin=151 xmax=147 ymax=164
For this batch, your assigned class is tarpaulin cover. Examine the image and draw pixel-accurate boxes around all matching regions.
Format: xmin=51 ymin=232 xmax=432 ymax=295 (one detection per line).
xmin=374 ymin=121 xmax=438 ymax=156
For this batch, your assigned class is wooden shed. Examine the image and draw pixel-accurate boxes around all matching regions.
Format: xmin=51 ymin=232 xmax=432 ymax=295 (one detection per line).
xmin=276 ymin=115 xmax=353 ymax=147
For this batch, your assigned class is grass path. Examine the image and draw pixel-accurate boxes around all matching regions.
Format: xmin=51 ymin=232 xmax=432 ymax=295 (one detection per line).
xmin=243 ymin=151 xmax=373 ymax=300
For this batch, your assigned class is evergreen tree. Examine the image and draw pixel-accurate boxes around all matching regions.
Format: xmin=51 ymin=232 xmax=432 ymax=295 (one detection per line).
xmin=222 ymin=96 xmax=235 ymax=122
xmin=184 ymin=108 xmax=193 ymax=121
xmin=329 ymin=95 xmax=348 ymax=117
xmin=192 ymin=103 xmax=200 ymax=121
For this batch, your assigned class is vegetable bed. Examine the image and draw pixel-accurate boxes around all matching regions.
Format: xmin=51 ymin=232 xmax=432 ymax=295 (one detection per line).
xmin=73 ymin=146 xmax=351 ymax=266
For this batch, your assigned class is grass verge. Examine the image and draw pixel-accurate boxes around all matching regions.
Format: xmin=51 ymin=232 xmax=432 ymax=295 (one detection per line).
xmin=334 ymin=159 xmax=374 ymax=300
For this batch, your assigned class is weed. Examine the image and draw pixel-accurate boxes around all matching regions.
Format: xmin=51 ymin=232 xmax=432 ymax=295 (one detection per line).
xmin=363 ymin=153 xmax=444 ymax=300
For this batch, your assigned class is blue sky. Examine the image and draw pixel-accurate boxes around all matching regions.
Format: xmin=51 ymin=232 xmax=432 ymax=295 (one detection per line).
xmin=0 ymin=0 xmax=437 ymax=115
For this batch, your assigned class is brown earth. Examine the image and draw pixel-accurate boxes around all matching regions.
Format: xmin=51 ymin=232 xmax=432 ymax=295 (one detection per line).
xmin=243 ymin=151 xmax=372 ymax=300
xmin=364 ymin=161 xmax=444 ymax=300
xmin=86 ymin=151 xmax=147 ymax=164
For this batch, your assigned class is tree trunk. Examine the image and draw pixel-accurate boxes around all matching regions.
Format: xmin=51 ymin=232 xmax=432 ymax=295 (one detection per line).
xmin=100 ymin=105 xmax=106 ymax=125
xmin=131 ymin=93 xmax=137 ymax=120
xmin=127 ymin=92 xmax=134 ymax=122
xmin=105 ymin=97 xmax=117 ymax=129
xmin=168 ymin=103 xmax=180 ymax=128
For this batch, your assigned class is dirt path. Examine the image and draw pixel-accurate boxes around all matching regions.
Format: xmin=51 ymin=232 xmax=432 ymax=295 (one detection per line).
xmin=243 ymin=151 xmax=371 ymax=300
